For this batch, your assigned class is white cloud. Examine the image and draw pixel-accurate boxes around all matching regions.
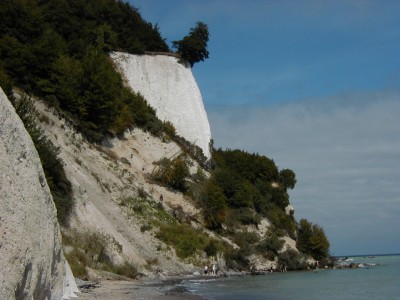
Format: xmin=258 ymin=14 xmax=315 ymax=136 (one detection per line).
xmin=208 ymin=91 xmax=400 ymax=255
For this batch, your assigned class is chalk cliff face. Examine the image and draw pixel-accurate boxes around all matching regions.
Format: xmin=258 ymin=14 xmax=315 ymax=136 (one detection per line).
xmin=111 ymin=52 xmax=212 ymax=159
xmin=0 ymin=88 xmax=77 ymax=299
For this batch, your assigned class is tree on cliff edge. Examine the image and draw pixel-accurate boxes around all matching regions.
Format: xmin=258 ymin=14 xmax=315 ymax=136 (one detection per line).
xmin=172 ymin=21 xmax=209 ymax=67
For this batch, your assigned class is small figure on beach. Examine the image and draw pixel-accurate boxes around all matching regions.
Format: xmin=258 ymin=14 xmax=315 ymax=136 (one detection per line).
xmin=212 ymin=264 xmax=217 ymax=275
xmin=156 ymin=266 xmax=161 ymax=274
xmin=280 ymin=264 xmax=287 ymax=272
xmin=204 ymin=265 xmax=208 ymax=275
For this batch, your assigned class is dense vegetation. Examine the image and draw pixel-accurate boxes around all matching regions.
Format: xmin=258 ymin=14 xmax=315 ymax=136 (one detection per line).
xmin=208 ymin=149 xmax=296 ymax=232
xmin=154 ymin=147 xmax=330 ymax=264
xmin=0 ymin=0 xmax=171 ymax=141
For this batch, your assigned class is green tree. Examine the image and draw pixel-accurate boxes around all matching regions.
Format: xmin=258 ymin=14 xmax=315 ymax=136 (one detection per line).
xmin=201 ymin=180 xmax=228 ymax=229
xmin=172 ymin=21 xmax=209 ymax=67
xmin=152 ymin=155 xmax=190 ymax=192
xmin=270 ymin=188 xmax=289 ymax=209
xmin=309 ymin=224 xmax=330 ymax=260
xmin=297 ymin=218 xmax=313 ymax=253
xmin=214 ymin=168 xmax=241 ymax=201
xmin=261 ymin=229 xmax=285 ymax=254
xmin=279 ymin=169 xmax=297 ymax=190
xmin=232 ymin=181 xmax=256 ymax=208
xmin=204 ymin=240 xmax=218 ymax=257
xmin=297 ymin=218 xmax=330 ymax=260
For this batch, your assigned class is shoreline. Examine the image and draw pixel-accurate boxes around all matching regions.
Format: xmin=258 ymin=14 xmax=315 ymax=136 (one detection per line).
xmin=75 ymin=275 xmax=209 ymax=300
xmin=73 ymin=258 xmax=389 ymax=300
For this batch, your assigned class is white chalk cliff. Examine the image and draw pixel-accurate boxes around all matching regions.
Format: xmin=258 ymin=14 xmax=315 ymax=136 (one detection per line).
xmin=0 ymin=88 xmax=78 ymax=299
xmin=111 ymin=52 xmax=212 ymax=159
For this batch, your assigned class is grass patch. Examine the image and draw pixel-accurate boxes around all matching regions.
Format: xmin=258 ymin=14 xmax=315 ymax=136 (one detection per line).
xmin=118 ymin=196 xmax=173 ymax=226
xmin=118 ymin=195 xmax=225 ymax=261
xmin=156 ymin=222 xmax=224 ymax=259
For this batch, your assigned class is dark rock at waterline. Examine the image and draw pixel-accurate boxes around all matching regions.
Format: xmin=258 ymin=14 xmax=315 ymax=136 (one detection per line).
xmin=165 ymin=285 xmax=190 ymax=295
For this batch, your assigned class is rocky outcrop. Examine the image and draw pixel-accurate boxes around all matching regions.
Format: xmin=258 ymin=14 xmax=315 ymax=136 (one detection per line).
xmin=111 ymin=52 xmax=212 ymax=159
xmin=0 ymin=88 xmax=77 ymax=299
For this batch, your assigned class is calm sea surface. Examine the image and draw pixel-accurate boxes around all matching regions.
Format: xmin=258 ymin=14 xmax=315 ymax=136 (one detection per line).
xmin=181 ymin=255 xmax=400 ymax=300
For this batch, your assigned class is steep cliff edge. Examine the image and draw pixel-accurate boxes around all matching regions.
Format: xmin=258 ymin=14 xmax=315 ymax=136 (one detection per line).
xmin=0 ymin=88 xmax=77 ymax=299
xmin=111 ymin=52 xmax=212 ymax=159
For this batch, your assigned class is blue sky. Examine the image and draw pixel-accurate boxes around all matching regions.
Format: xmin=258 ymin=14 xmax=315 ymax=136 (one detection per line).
xmin=129 ymin=0 xmax=400 ymax=256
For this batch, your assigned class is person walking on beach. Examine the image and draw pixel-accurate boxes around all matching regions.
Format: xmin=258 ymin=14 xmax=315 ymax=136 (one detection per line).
xmin=204 ymin=265 xmax=208 ymax=275
xmin=212 ymin=264 xmax=217 ymax=275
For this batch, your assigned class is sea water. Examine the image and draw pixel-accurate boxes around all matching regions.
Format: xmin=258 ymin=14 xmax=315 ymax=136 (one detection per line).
xmin=181 ymin=255 xmax=400 ymax=300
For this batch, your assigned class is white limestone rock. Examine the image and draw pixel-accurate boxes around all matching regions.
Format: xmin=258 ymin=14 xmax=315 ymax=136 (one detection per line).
xmin=111 ymin=52 xmax=212 ymax=159
xmin=0 ymin=88 xmax=77 ymax=299
xmin=285 ymin=204 xmax=294 ymax=215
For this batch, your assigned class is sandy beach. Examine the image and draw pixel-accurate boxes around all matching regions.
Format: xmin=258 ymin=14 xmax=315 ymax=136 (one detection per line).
xmin=76 ymin=277 xmax=205 ymax=300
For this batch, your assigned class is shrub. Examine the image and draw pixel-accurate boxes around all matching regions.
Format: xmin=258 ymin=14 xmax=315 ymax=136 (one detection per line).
xmin=192 ymin=166 xmax=206 ymax=182
xmin=104 ymin=261 xmax=138 ymax=279
xmin=224 ymin=248 xmax=250 ymax=271
xmin=65 ymin=247 xmax=88 ymax=279
xmin=232 ymin=230 xmax=260 ymax=257
xmin=256 ymin=229 xmax=284 ymax=255
xmin=156 ymin=223 xmax=206 ymax=259
xmin=230 ymin=208 xmax=261 ymax=226
xmin=162 ymin=121 xmax=176 ymax=141
xmin=119 ymin=196 xmax=173 ymax=226
xmin=264 ymin=203 xmax=296 ymax=238
xmin=156 ymin=222 xmax=221 ymax=259
xmin=204 ymin=240 xmax=218 ymax=257
xmin=172 ymin=135 xmax=208 ymax=168
xmin=63 ymin=229 xmax=138 ymax=279
xmin=152 ymin=155 xmax=190 ymax=192
xmin=278 ymin=249 xmax=308 ymax=271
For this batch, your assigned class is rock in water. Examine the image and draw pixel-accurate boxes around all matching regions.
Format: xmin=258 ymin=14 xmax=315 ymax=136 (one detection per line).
xmin=0 ymin=88 xmax=77 ymax=299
